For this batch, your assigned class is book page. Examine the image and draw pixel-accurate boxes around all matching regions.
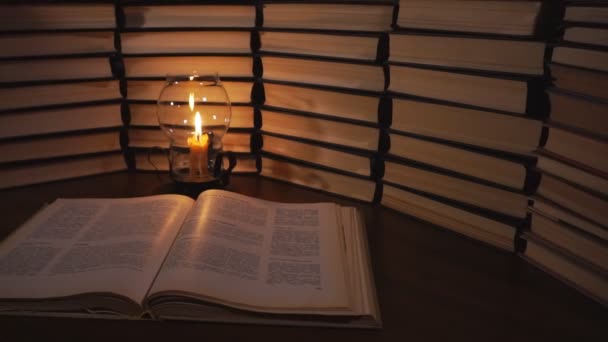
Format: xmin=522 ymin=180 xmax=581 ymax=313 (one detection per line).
xmin=0 ymin=195 xmax=193 ymax=307
xmin=149 ymin=190 xmax=351 ymax=313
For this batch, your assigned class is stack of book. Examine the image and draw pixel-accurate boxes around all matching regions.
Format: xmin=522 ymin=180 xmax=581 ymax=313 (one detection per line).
xmin=117 ymin=1 xmax=259 ymax=173
xmin=381 ymin=0 xmax=549 ymax=252
xmin=254 ymin=1 xmax=394 ymax=201
xmin=521 ymin=1 xmax=608 ymax=305
xmin=0 ymin=3 xmax=126 ymax=189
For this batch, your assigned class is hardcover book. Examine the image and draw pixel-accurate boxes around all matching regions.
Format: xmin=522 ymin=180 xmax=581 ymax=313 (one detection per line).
xmin=529 ymin=197 xmax=608 ymax=241
xmin=381 ymin=184 xmax=518 ymax=252
xmin=259 ymin=30 xmax=380 ymax=62
xmin=564 ymin=4 xmax=608 ymax=25
xmin=0 ymin=130 xmax=121 ymax=165
xmin=534 ymin=172 xmax=608 ymax=229
xmin=0 ymin=80 xmax=122 ymax=113
xmin=562 ymin=26 xmax=608 ymax=48
xmin=383 ymin=159 xmax=528 ymax=219
xmin=550 ymin=63 xmax=608 ymax=101
xmin=520 ymin=234 xmax=608 ymax=306
xmin=541 ymin=125 xmax=608 ymax=175
xmin=121 ymin=31 xmax=252 ymax=55
xmin=388 ymin=133 xmax=530 ymax=190
xmin=0 ymin=103 xmax=122 ymax=139
xmin=121 ymin=5 xmax=256 ymax=29
xmin=260 ymin=109 xmax=380 ymax=152
xmin=263 ymin=82 xmax=381 ymax=124
xmin=261 ymin=56 xmax=385 ymax=92
xmin=546 ymin=89 xmax=608 ymax=138
xmin=395 ymin=0 xmax=543 ymax=36
xmin=389 ymin=32 xmax=545 ymax=76
xmin=552 ymin=45 xmax=608 ymax=73
xmin=0 ymin=57 xmax=113 ymax=84
xmin=536 ymin=153 xmax=608 ymax=197
xmin=261 ymin=134 xmax=372 ymax=177
xmin=389 ymin=96 xmax=543 ymax=155
xmin=388 ymin=64 xmax=543 ymax=115
xmin=260 ymin=156 xmax=377 ymax=203
xmin=262 ymin=3 xmax=392 ymax=32
xmin=527 ymin=210 xmax=607 ymax=272
xmin=0 ymin=152 xmax=126 ymax=190
xmin=0 ymin=4 xmax=116 ymax=31
xmin=0 ymin=32 xmax=115 ymax=58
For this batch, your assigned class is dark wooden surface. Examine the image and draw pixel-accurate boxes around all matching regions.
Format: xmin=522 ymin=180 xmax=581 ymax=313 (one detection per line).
xmin=0 ymin=172 xmax=606 ymax=341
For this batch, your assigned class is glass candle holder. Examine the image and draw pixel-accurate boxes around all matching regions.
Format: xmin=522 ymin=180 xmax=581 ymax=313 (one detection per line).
xmin=157 ymin=74 xmax=231 ymax=184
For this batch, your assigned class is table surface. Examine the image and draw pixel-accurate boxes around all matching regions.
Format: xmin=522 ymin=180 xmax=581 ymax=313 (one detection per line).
xmin=0 ymin=172 xmax=606 ymax=341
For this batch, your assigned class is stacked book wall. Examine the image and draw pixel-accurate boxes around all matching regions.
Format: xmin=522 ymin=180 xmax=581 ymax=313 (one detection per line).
xmin=382 ymin=0 xmax=554 ymax=252
xmin=0 ymin=2 xmax=126 ymax=189
xmin=521 ymin=0 xmax=608 ymax=306
xmin=118 ymin=1 xmax=259 ymax=174
xmin=255 ymin=1 xmax=395 ymax=202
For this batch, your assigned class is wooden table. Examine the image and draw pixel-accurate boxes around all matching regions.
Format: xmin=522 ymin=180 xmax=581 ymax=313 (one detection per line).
xmin=0 ymin=172 xmax=606 ymax=341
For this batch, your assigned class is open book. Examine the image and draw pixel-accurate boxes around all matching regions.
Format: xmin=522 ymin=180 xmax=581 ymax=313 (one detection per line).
xmin=0 ymin=190 xmax=380 ymax=328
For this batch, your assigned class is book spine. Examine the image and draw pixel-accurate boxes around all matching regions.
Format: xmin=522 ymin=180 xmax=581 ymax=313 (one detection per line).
xmin=113 ymin=7 xmax=134 ymax=172
xmin=535 ymin=0 xmax=566 ymax=41
xmin=373 ymin=179 xmax=383 ymax=205
xmin=376 ymin=32 xmax=389 ymax=64
xmin=514 ymin=225 xmax=529 ymax=254
xmin=251 ymin=4 xmax=263 ymax=172
xmin=384 ymin=179 xmax=527 ymax=228
xmin=527 ymin=79 xmax=551 ymax=119
xmin=524 ymin=167 xmax=543 ymax=196
xmin=372 ymin=39 xmax=390 ymax=189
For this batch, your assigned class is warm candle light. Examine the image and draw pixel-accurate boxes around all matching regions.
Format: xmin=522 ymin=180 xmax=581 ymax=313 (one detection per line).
xmin=187 ymin=111 xmax=209 ymax=177
xmin=194 ymin=110 xmax=202 ymax=139
xmin=188 ymin=92 xmax=195 ymax=111
xmin=158 ymin=74 xmax=230 ymax=184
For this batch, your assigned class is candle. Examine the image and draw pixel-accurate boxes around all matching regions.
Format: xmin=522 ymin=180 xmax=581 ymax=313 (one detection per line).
xmin=187 ymin=111 xmax=209 ymax=177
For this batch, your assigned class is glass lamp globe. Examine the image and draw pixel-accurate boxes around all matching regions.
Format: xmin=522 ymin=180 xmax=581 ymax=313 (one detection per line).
xmin=157 ymin=74 xmax=231 ymax=184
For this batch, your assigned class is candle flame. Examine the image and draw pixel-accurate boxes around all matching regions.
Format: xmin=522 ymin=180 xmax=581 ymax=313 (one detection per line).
xmin=189 ymin=92 xmax=195 ymax=111
xmin=194 ymin=111 xmax=202 ymax=141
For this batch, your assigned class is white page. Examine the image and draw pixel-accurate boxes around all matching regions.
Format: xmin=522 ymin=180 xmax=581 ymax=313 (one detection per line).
xmin=149 ymin=190 xmax=350 ymax=313
xmin=0 ymin=195 xmax=193 ymax=306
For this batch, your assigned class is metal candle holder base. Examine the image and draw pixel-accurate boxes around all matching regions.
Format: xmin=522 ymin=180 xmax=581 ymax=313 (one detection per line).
xmin=169 ymin=150 xmax=237 ymax=192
